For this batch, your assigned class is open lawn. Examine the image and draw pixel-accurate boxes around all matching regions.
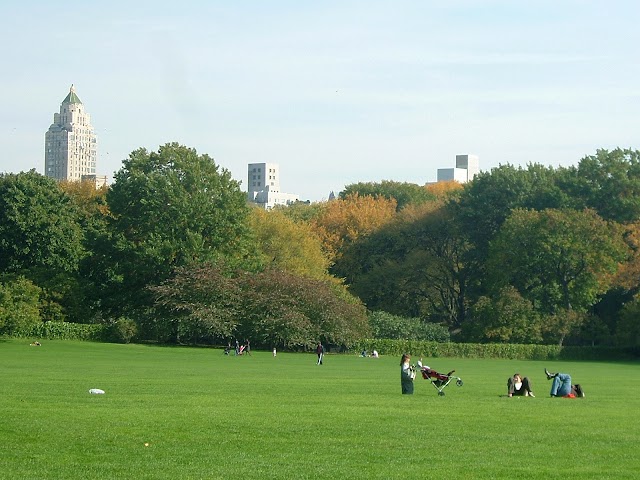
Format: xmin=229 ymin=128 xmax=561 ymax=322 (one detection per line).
xmin=1 ymin=339 xmax=638 ymax=479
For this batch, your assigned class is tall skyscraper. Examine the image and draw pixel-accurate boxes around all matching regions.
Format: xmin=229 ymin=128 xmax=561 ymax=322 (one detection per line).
xmin=45 ymin=85 xmax=97 ymax=182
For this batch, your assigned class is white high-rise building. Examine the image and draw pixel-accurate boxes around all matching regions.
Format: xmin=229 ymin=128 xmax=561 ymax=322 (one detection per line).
xmin=247 ymin=162 xmax=298 ymax=209
xmin=437 ymin=154 xmax=479 ymax=183
xmin=45 ymin=85 xmax=98 ymax=182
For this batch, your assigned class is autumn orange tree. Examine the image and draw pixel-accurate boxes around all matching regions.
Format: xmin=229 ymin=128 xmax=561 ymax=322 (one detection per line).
xmin=612 ymin=222 xmax=640 ymax=294
xmin=425 ymin=180 xmax=463 ymax=199
xmin=311 ymin=193 xmax=397 ymax=262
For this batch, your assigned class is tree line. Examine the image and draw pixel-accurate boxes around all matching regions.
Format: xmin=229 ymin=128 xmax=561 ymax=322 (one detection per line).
xmin=1 ymin=143 xmax=639 ymax=351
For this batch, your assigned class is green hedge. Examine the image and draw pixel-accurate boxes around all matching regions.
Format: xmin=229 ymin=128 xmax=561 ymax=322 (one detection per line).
xmin=352 ymin=339 xmax=636 ymax=361
xmin=11 ymin=321 xmax=105 ymax=341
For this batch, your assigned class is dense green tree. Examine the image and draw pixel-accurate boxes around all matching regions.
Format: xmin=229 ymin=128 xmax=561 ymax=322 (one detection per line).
xmin=487 ymin=208 xmax=628 ymax=344
xmin=0 ymin=276 xmax=41 ymax=335
xmin=0 ymin=171 xmax=88 ymax=322
xmin=454 ymin=163 xmax=572 ymax=263
xmin=334 ymin=203 xmax=471 ymax=330
xmin=615 ymin=299 xmax=640 ymax=348
xmin=58 ymin=180 xmax=113 ymax=322
xmin=340 ymin=180 xmax=436 ymax=210
xmin=569 ymin=148 xmax=640 ymax=223
xmin=0 ymin=170 xmax=84 ymax=274
xmin=464 ymin=286 xmax=543 ymax=344
xmin=100 ymin=143 xmax=256 ymax=317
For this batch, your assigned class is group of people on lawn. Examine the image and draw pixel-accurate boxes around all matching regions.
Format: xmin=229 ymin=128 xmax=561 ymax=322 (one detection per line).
xmin=224 ymin=339 xmax=252 ymax=356
xmin=400 ymin=353 xmax=584 ymax=398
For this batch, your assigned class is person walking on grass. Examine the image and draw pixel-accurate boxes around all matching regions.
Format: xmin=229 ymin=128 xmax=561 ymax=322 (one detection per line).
xmin=316 ymin=342 xmax=324 ymax=365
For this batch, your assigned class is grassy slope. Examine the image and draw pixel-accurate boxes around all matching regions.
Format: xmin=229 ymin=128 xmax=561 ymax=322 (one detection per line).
xmin=1 ymin=339 xmax=638 ymax=479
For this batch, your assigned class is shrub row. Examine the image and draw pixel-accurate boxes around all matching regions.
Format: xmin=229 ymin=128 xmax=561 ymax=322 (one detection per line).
xmin=351 ymin=339 xmax=637 ymax=361
xmin=12 ymin=321 xmax=105 ymax=341
xmin=5 ymin=325 xmax=637 ymax=360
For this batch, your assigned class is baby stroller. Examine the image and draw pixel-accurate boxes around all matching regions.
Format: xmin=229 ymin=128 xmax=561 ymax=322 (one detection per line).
xmin=417 ymin=361 xmax=463 ymax=396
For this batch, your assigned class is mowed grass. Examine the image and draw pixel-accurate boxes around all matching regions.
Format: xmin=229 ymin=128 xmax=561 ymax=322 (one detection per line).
xmin=1 ymin=339 xmax=638 ymax=479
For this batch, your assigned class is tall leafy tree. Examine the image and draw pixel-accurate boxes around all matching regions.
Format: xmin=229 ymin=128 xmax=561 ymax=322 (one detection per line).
xmin=487 ymin=208 xmax=628 ymax=344
xmin=334 ymin=202 xmax=471 ymax=330
xmin=0 ymin=171 xmax=86 ymax=322
xmin=454 ymin=163 xmax=571 ymax=263
xmin=101 ymin=143 xmax=255 ymax=316
xmin=570 ymin=148 xmax=640 ymax=223
xmin=0 ymin=170 xmax=84 ymax=274
xmin=465 ymin=286 xmax=543 ymax=344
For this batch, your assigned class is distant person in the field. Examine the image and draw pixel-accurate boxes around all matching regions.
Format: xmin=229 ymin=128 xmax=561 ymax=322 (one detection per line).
xmin=507 ymin=373 xmax=535 ymax=397
xmin=316 ymin=342 xmax=324 ymax=365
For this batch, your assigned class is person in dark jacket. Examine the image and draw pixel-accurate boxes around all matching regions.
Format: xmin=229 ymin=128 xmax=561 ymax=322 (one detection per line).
xmin=316 ymin=342 xmax=324 ymax=365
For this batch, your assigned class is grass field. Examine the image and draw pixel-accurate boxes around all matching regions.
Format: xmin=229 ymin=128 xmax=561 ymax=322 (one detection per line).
xmin=1 ymin=338 xmax=638 ymax=479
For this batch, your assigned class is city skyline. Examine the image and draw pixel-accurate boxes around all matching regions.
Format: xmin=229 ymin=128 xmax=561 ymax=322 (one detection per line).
xmin=1 ymin=1 xmax=639 ymax=201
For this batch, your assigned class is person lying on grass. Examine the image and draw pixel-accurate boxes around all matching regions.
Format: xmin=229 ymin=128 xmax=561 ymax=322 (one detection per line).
xmin=545 ymin=368 xmax=585 ymax=398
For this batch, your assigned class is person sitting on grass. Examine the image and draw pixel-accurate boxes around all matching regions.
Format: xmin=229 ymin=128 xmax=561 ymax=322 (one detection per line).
xmin=507 ymin=373 xmax=535 ymax=397
xmin=545 ymin=368 xmax=585 ymax=398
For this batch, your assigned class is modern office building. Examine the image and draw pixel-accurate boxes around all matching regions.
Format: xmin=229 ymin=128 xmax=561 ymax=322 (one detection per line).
xmin=45 ymin=85 xmax=99 ymax=183
xmin=437 ymin=154 xmax=479 ymax=183
xmin=247 ymin=162 xmax=299 ymax=209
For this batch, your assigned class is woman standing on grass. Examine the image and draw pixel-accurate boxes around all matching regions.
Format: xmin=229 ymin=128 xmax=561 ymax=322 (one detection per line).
xmin=400 ymin=354 xmax=415 ymax=394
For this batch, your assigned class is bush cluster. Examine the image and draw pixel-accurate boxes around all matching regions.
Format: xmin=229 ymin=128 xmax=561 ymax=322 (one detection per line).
xmin=11 ymin=321 xmax=104 ymax=341
xmin=351 ymin=339 xmax=636 ymax=361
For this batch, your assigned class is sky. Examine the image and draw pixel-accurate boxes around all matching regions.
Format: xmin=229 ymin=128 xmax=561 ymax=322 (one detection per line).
xmin=1 ymin=1 xmax=639 ymax=201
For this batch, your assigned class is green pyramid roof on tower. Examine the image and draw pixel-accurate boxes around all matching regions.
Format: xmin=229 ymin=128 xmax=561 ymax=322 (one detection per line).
xmin=62 ymin=85 xmax=82 ymax=104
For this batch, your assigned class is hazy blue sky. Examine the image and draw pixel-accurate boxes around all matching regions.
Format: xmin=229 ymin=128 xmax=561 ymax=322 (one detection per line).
xmin=1 ymin=1 xmax=638 ymax=201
